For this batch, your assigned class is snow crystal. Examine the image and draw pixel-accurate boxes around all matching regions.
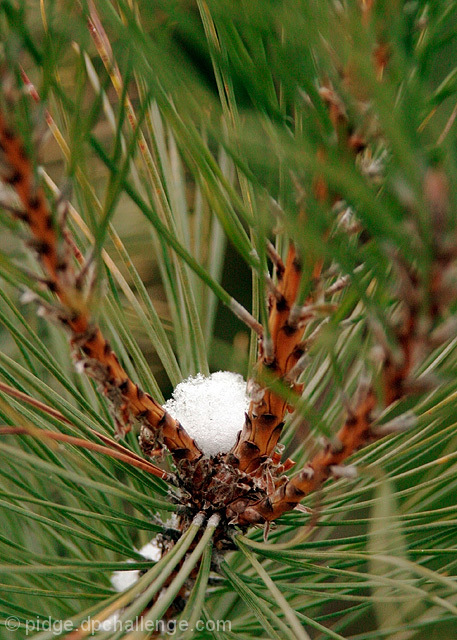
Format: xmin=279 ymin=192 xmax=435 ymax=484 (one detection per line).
xmin=110 ymin=538 xmax=161 ymax=592
xmin=163 ymin=371 xmax=249 ymax=457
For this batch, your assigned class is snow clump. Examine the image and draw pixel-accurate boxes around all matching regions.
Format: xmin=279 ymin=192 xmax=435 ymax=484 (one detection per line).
xmin=110 ymin=538 xmax=162 ymax=593
xmin=163 ymin=371 xmax=249 ymax=457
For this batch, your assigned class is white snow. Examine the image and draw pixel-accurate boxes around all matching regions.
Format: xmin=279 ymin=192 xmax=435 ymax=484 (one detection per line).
xmin=110 ymin=538 xmax=162 ymax=592
xmin=163 ymin=371 xmax=249 ymax=457
xmin=110 ymin=564 xmax=139 ymax=592
xmin=138 ymin=539 xmax=162 ymax=562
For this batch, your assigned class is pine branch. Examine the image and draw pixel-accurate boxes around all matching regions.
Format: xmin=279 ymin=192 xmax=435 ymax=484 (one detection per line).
xmin=0 ymin=108 xmax=203 ymax=464
xmin=234 ymin=167 xmax=455 ymax=524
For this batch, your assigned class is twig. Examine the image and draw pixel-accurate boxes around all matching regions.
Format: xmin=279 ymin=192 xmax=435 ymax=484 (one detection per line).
xmin=266 ymin=240 xmax=285 ymax=278
xmin=234 ymin=164 xmax=456 ymax=524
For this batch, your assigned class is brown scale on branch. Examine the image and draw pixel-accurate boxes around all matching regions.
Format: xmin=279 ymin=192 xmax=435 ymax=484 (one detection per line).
xmin=0 ymin=108 xmax=202 ymax=465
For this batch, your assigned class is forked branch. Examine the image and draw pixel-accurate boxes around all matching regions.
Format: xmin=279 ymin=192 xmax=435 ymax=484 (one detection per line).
xmin=234 ymin=162 xmax=455 ymax=525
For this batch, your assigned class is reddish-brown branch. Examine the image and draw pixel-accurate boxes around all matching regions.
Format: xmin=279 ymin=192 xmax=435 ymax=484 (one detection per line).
xmin=0 ymin=110 xmax=202 ymax=464
xmin=232 ymin=284 xmax=428 ymax=525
